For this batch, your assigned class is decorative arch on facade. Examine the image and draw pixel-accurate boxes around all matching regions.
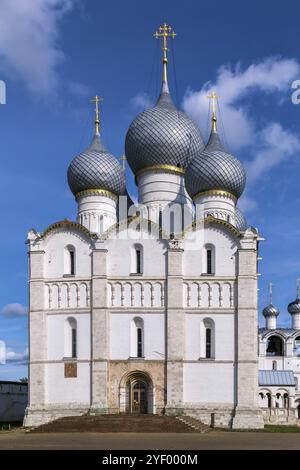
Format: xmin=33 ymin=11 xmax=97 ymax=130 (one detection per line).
xmin=203 ymin=243 xmax=215 ymax=275
xmin=119 ymin=370 xmax=154 ymax=415
xmin=266 ymin=335 xmax=284 ymax=356
xmin=130 ymin=317 xmax=144 ymax=358
xmin=200 ymin=317 xmax=215 ymax=359
xmin=64 ymin=316 xmax=77 ymax=358
xmin=131 ymin=243 xmax=143 ymax=274
xmin=64 ymin=244 xmax=76 ymax=275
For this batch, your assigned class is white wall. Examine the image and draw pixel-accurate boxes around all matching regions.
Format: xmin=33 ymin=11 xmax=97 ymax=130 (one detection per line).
xmin=183 ymin=225 xmax=239 ymax=277
xmin=44 ymin=229 xmax=92 ymax=278
xmin=106 ymin=230 xmax=168 ymax=277
xmin=47 ymin=313 xmax=91 ymax=360
xmin=185 ymin=313 xmax=235 ymax=360
xmin=110 ymin=313 xmax=165 ymax=360
xmin=46 ymin=363 xmax=91 ymax=405
xmin=184 ymin=363 xmax=235 ymax=404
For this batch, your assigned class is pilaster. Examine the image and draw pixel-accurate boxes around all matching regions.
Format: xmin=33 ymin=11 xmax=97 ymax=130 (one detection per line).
xmin=28 ymin=250 xmax=46 ymax=408
xmin=232 ymin=228 xmax=264 ymax=429
xmin=165 ymin=242 xmax=184 ymax=414
xmin=90 ymin=244 xmax=109 ymax=413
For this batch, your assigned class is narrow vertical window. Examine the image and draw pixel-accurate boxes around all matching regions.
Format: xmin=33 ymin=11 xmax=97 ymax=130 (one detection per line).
xmin=70 ymin=250 xmax=75 ymax=275
xmin=72 ymin=327 xmax=77 ymax=358
xmin=137 ymin=327 xmax=143 ymax=358
xmin=131 ymin=317 xmax=144 ymax=358
xmin=159 ymin=210 xmax=162 ymax=229
xmin=207 ymin=249 xmax=212 ymax=274
xmin=99 ymin=215 xmax=104 ymax=234
xmin=272 ymin=360 xmax=277 ymax=370
xmin=136 ymin=250 xmax=141 ymax=274
xmin=206 ymin=328 xmax=212 ymax=358
xmin=65 ymin=317 xmax=77 ymax=359
xmin=64 ymin=245 xmax=76 ymax=276
xmin=170 ymin=211 xmax=175 ymax=237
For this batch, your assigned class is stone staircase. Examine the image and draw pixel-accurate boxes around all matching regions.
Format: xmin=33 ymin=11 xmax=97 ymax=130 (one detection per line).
xmin=31 ymin=414 xmax=211 ymax=434
xmin=175 ymin=416 xmax=212 ymax=433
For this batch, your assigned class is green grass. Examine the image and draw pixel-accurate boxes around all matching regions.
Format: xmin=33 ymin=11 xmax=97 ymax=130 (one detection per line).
xmin=0 ymin=422 xmax=22 ymax=432
xmin=264 ymin=425 xmax=300 ymax=433
xmin=215 ymin=425 xmax=300 ymax=433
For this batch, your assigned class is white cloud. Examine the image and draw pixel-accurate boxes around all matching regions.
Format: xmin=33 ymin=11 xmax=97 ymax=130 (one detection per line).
xmin=238 ymin=194 xmax=257 ymax=213
xmin=183 ymin=57 xmax=300 ymax=151
xmin=130 ymin=92 xmax=153 ymax=112
xmin=68 ymin=81 xmax=90 ymax=98
xmin=183 ymin=57 xmax=300 ymax=212
xmin=246 ymin=122 xmax=300 ymax=184
xmin=1 ymin=303 xmax=28 ymax=318
xmin=6 ymin=347 xmax=28 ymax=364
xmin=0 ymin=0 xmax=76 ymax=96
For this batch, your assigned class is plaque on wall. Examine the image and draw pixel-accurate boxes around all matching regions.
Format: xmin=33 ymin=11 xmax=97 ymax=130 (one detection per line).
xmin=64 ymin=362 xmax=77 ymax=378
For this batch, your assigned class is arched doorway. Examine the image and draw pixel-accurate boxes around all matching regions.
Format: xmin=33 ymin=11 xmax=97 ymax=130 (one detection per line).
xmin=119 ymin=371 xmax=154 ymax=414
xmin=130 ymin=381 xmax=147 ymax=414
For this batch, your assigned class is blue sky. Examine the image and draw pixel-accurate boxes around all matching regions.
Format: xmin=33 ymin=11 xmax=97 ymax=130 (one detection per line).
xmin=0 ymin=0 xmax=300 ymax=379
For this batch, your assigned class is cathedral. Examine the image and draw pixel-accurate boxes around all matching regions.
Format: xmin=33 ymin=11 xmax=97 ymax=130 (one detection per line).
xmin=24 ymin=25 xmax=299 ymax=429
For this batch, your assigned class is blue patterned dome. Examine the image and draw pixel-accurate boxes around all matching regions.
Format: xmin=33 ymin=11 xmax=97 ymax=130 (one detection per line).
xmin=235 ymin=207 xmax=248 ymax=231
xmin=263 ymin=304 xmax=280 ymax=317
xmin=185 ymin=130 xmax=246 ymax=199
xmin=125 ymin=81 xmax=205 ymax=174
xmin=68 ymin=133 xmax=125 ymax=196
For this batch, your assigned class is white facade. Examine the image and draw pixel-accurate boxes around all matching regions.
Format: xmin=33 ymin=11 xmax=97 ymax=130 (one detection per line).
xmin=24 ymin=197 xmax=265 ymax=429
xmin=258 ymin=321 xmax=300 ymax=424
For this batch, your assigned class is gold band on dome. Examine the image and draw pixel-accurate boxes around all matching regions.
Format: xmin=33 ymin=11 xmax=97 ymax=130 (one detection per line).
xmin=136 ymin=164 xmax=186 ymax=178
xmin=76 ymin=188 xmax=118 ymax=201
xmin=193 ymin=189 xmax=237 ymax=202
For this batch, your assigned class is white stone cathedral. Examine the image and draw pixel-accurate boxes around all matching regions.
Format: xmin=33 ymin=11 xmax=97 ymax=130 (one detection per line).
xmin=24 ymin=25 xmax=300 ymax=429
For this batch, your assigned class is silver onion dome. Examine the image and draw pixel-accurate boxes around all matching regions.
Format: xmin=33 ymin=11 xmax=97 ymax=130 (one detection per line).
xmin=263 ymin=304 xmax=280 ymax=317
xmin=68 ymin=133 xmax=125 ymax=196
xmin=288 ymin=298 xmax=300 ymax=315
xmin=125 ymin=81 xmax=205 ymax=174
xmin=235 ymin=207 xmax=248 ymax=231
xmin=185 ymin=129 xmax=246 ymax=200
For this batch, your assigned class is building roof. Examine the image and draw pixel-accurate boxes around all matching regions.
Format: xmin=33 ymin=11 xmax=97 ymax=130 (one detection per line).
xmin=0 ymin=381 xmax=28 ymax=386
xmin=259 ymin=370 xmax=295 ymax=386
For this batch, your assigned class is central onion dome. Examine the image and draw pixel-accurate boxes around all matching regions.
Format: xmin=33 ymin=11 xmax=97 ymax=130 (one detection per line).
xmin=68 ymin=101 xmax=125 ymax=197
xmin=125 ymin=81 xmax=204 ymax=175
xmin=185 ymin=101 xmax=246 ymax=200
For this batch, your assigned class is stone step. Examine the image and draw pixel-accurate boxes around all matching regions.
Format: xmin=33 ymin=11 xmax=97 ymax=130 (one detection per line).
xmin=31 ymin=414 xmax=210 ymax=433
xmin=175 ymin=416 xmax=211 ymax=434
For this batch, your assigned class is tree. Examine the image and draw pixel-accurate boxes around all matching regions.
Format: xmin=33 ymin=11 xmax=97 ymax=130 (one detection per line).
xmin=19 ymin=377 xmax=28 ymax=383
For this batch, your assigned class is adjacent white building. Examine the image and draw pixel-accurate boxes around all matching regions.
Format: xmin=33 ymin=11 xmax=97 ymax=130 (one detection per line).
xmin=258 ymin=292 xmax=300 ymax=424
xmin=25 ymin=25 xmax=297 ymax=429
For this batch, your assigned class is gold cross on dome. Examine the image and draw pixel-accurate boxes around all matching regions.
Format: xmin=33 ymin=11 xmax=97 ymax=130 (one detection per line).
xmin=120 ymin=155 xmax=127 ymax=171
xmin=207 ymin=91 xmax=220 ymax=132
xmin=153 ymin=23 xmax=176 ymax=82
xmin=297 ymin=278 xmax=300 ymax=299
xmin=90 ymin=95 xmax=103 ymax=135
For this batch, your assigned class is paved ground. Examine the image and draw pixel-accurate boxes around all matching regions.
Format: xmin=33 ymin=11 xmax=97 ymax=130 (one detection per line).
xmin=0 ymin=430 xmax=300 ymax=449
